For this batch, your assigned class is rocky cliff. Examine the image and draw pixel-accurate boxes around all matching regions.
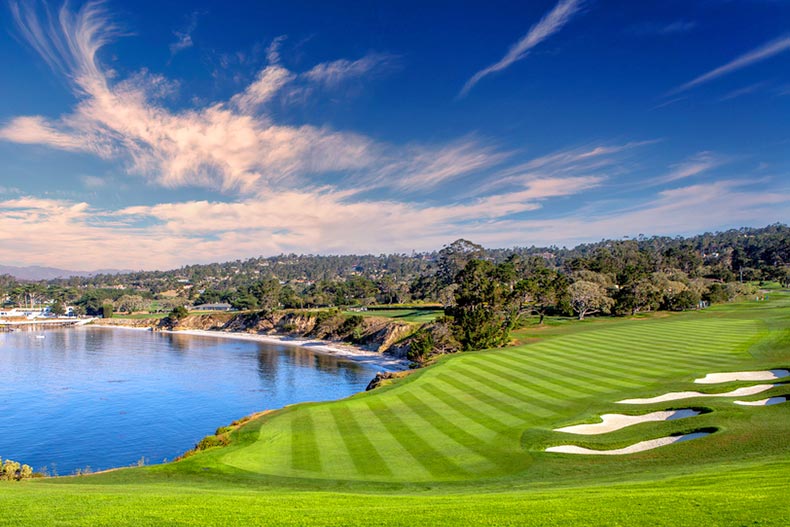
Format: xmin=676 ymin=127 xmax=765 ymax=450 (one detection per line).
xmin=94 ymin=310 xmax=417 ymax=357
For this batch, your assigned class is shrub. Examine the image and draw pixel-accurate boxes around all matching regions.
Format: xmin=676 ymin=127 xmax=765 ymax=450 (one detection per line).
xmin=195 ymin=434 xmax=230 ymax=451
xmin=0 ymin=457 xmax=34 ymax=481
xmin=169 ymin=306 xmax=189 ymax=320
xmin=407 ymin=330 xmax=434 ymax=362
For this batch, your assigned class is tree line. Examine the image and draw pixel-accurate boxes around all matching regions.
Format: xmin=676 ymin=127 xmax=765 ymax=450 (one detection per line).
xmin=1 ymin=225 xmax=787 ymax=327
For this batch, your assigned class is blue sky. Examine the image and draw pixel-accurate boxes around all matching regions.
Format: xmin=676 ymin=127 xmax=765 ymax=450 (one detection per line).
xmin=0 ymin=0 xmax=788 ymax=270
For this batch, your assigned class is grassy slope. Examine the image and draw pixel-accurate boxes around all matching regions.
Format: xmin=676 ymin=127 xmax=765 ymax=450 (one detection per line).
xmin=2 ymin=294 xmax=789 ymax=525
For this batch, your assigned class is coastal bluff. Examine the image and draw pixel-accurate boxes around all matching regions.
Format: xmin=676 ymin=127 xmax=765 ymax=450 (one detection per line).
xmin=93 ymin=310 xmax=416 ymax=357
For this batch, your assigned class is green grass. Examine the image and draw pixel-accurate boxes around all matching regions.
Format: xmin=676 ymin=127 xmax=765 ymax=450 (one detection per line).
xmin=341 ymin=308 xmax=444 ymax=324
xmin=3 ymin=293 xmax=790 ymax=525
xmin=111 ymin=313 xmax=168 ymax=320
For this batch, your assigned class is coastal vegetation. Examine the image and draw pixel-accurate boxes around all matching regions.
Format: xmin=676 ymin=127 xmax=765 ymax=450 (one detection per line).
xmin=0 ymin=457 xmax=33 ymax=481
xmin=2 ymin=225 xmax=787 ymax=320
xmin=2 ymin=225 xmax=787 ymax=360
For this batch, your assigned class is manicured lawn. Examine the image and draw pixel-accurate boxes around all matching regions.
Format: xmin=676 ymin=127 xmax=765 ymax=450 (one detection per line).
xmin=342 ymin=308 xmax=444 ymax=323
xmin=2 ymin=293 xmax=789 ymax=525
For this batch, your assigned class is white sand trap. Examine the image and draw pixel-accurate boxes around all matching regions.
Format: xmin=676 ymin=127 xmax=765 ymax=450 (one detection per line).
xmin=617 ymin=384 xmax=775 ymax=404
xmin=546 ymin=432 xmax=710 ymax=455
xmin=734 ymin=396 xmax=788 ymax=406
xmin=554 ymin=409 xmax=700 ymax=435
xmin=694 ymin=369 xmax=789 ymax=384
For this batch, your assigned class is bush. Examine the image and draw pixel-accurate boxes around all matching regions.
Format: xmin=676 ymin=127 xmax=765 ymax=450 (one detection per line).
xmin=195 ymin=434 xmax=230 ymax=451
xmin=0 ymin=457 xmax=34 ymax=481
xmin=169 ymin=305 xmax=189 ymax=320
xmin=407 ymin=330 xmax=434 ymax=362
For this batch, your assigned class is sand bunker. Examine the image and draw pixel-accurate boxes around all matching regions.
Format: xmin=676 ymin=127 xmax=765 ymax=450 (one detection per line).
xmin=694 ymin=369 xmax=789 ymax=384
xmin=546 ymin=432 xmax=710 ymax=455
xmin=734 ymin=396 xmax=788 ymax=406
xmin=554 ymin=409 xmax=700 ymax=435
xmin=617 ymin=384 xmax=775 ymax=404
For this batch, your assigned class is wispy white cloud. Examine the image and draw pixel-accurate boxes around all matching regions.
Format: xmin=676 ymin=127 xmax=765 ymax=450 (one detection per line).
xmin=0 ymin=3 xmax=390 ymax=193
xmin=230 ymin=64 xmax=296 ymax=112
xmin=669 ymin=35 xmax=790 ymax=95
xmin=2 ymin=176 xmax=786 ymax=269
xmin=379 ymin=139 xmax=510 ymax=191
xmin=459 ymin=0 xmax=585 ymax=97
xmin=718 ymin=82 xmax=768 ymax=101
xmin=303 ymin=53 xmax=397 ymax=87
xmin=474 ymin=140 xmax=655 ymax=196
xmin=2 ymin=3 xmax=489 ymax=196
xmin=169 ymin=11 xmax=203 ymax=56
xmin=660 ymin=151 xmax=726 ymax=184
xmin=628 ymin=20 xmax=697 ymax=37
xmin=266 ymin=35 xmax=287 ymax=64
xmin=0 ymin=115 xmax=88 ymax=151
xmin=79 ymin=175 xmax=106 ymax=189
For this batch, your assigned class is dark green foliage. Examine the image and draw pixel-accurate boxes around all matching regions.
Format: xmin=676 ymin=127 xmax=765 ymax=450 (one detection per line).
xmin=101 ymin=304 xmax=113 ymax=319
xmin=0 ymin=225 xmax=787 ymax=328
xmin=448 ymin=260 xmax=514 ymax=351
xmin=49 ymin=300 xmax=66 ymax=316
xmin=231 ymin=294 xmax=258 ymax=311
xmin=666 ymin=289 xmax=701 ymax=311
xmin=169 ymin=305 xmax=189 ymax=320
xmin=341 ymin=315 xmax=366 ymax=343
xmin=196 ymin=434 xmax=230 ymax=451
xmin=407 ymin=329 xmax=434 ymax=362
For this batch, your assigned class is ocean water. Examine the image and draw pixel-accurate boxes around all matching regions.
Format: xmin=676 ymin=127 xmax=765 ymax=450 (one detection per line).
xmin=0 ymin=327 xmax=375 ymax=474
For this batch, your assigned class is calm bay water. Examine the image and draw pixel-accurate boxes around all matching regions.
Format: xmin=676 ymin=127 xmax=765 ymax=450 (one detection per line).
xmin=0 ymin=327 xmax=376 ymax=474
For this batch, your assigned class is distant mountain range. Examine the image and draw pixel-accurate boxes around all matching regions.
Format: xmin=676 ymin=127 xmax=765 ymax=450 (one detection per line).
xmin=0 ymin=264 xmax=132 ymax=281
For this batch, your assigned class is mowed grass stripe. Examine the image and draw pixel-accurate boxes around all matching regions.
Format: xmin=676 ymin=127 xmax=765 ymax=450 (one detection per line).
xmin=404 ymin=386 xmax=506 ymax=442
xmin=328 ymin=405 xmax=392 ymax=478
xmin=382 ymin=396 xmax=498 ymax=473
xmin=290 ymin=410 xmax=321 ymax=473
xmin=614 ymin=320 xmax=756 ymax=341
xmin=345 ymin=403 xmax=435 ymax=481
xmin=363 ymin=398 xmax=469 ymax=479
xmin=472 ymin=354 xmax=636 ymax=395
xmin=575 ymin=330 xmax=748 ymax=357
xmin=558 ymin=339 xmax=739 ymax=370
xmin=555 ymin=321 xmax=752 ymax=351
xmin=434 ymin=373 xmax=533 ymax=422
xmin=482 ymin=350 xmax=643 ymax=391
xmin=396 ymin=391 xmax=514 ymax=471
xmin=533 ymin=340 xmax=731 ymax=372
xmin=461 ymin=359 xmax=582 ymax=403
xmin=422 ymin=377 xmax=528 ymax=429
xmin=448 ymin=365 xmax=562 ymax=417
xmin=418 ymin=383 xmax=514 ymax=435
xmin=498 ymin=346 xmax=667 ymax=381
xmin=570 ymin=325 xmax=755 ymax=357
xmin=307 ymin=407 xmax=359 ymax=478
xmin=484 ymin=353 xmax=644 ymax=392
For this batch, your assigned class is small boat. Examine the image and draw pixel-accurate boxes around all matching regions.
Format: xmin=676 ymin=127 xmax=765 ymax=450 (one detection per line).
xmin=35 ymin=334 xmax=45 ymax=339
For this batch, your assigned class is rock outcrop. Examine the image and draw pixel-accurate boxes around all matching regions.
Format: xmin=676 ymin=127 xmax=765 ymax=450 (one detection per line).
xmin=93 ymin=310 xmax=417 ymax=357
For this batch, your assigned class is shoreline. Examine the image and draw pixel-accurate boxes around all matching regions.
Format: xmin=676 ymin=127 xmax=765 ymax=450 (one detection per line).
xmin=88 ymin=323 xmax=410 ymax=372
